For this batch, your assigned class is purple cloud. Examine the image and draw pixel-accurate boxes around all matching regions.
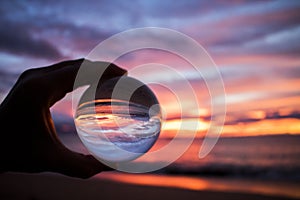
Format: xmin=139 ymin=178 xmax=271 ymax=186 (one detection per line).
xmin=0 ymin=18 xmax=62 ymax=60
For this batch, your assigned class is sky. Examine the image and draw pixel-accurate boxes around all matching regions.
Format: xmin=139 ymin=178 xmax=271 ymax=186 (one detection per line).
xmin=0 ymin=0 xmax=300 ymax=137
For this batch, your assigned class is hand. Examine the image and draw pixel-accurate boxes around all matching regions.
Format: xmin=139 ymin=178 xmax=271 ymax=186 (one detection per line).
xmin=0 ymin=59 xmax=127 ymax=178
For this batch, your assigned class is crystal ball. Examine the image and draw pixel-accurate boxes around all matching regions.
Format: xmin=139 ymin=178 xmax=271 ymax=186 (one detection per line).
xmin=75 ymin=76 xmax=161 ymax=163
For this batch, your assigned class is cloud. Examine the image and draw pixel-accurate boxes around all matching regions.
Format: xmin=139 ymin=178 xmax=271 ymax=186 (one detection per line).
xmin=0 ymin=0 xmax=300 ymax=131
xmin=0 ymin=1 xmax=115 ymax=60
xmin=265 ymin=111 xmax=300 ymax=120
xmin=225 ymin=110 xmax=300 ymax=126
xmin=0 ymin=18 xmax=63 ymax=60
xmin=204 ymin=6 xmax=300 ymax=56
xmin=44 ymin=22 xmax=114 ymax=55
xmin=1 ymin=0 xmax=299 ymax=60
xmin=276 ymin=66 xmax=300 ymax=79
xmin=0 ymin=69 xmax=18 ymax=93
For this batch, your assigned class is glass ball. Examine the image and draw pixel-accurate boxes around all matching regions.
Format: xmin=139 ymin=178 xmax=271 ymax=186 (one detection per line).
xmin=75 ymin=76 xmax=161 ymax=163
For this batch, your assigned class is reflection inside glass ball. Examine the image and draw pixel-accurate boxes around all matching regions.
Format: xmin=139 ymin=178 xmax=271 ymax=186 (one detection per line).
xmin=75 ymin=77 xmax=161 ymax=163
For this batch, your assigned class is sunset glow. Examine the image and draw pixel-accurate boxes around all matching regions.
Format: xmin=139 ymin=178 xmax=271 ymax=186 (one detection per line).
xmin=0 ymin=1 xmax=299 ymax=138
xmin=98 ymin=172 xmax=300 ymax=198
xmin=1 ymin=2 xmax=300 ymax=199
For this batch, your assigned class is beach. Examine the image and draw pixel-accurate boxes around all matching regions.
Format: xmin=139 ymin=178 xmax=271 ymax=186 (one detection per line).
xmin=1 ymin=172 xmax=298 ymax=200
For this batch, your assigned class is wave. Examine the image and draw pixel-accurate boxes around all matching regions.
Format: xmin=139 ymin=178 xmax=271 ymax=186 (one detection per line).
xmin=159 ymin=163 xmax=300 ymax=181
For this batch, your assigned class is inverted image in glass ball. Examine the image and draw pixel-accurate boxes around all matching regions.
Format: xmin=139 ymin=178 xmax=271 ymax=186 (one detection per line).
xmin=75 ymin=76 xmax=161 ymax=163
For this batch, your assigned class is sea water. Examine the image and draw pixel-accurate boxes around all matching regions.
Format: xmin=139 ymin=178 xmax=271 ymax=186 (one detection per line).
xmin=75 ymin=99 xmax=161 ymax=162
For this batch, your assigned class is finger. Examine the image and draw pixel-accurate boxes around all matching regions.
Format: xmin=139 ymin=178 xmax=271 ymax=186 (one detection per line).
xmin=10 ymin=58 xmax=87 ymax=104
xmin=44 ymin=59 xmax=127 ymax=107
xmin=37 ymin=58 xmax=85 ymax=73
xmin=54 ymin=149 xmax=113 ymax=179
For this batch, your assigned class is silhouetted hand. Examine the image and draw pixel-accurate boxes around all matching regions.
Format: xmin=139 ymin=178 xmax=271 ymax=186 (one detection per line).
xmin=0 ymin=59 xmax=127 ymax=178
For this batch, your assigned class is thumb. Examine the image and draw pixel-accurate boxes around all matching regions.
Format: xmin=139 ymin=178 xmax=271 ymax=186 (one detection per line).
xmin=54 ymin=149 xmax=113 ymax=179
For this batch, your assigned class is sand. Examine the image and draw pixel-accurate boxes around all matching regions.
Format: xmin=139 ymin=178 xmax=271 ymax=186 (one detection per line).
xmin=0 ymin=172 xmax=296 ymax=200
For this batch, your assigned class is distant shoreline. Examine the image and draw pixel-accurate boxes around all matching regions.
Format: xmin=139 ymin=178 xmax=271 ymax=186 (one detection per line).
xmin=159 ymin=133 xmax=300 ymax=140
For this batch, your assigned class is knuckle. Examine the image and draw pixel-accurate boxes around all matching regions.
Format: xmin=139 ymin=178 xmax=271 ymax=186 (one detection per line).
xmin=18 ymin=69 xmax=49 ymax=94
xmin=19 ymin=69 xmax=41 ymax=86
xmin=20 ymin=68 xmax=38 ymax=80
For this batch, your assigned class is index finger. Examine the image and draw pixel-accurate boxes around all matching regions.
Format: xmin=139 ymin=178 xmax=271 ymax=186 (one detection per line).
xmin=45 ymin=59 xmax=127 ymax=106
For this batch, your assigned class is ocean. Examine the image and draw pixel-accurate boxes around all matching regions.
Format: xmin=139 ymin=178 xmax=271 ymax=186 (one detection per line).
xmin=162 ymin=135 xmax=300 ymax=181
xmin=58 ymin=132 xmax=300 ymax=198
xmin=59 ymin=130 xmax=300 ymax=198
xmin=60 ymin=132 xmax=300 ymax=181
